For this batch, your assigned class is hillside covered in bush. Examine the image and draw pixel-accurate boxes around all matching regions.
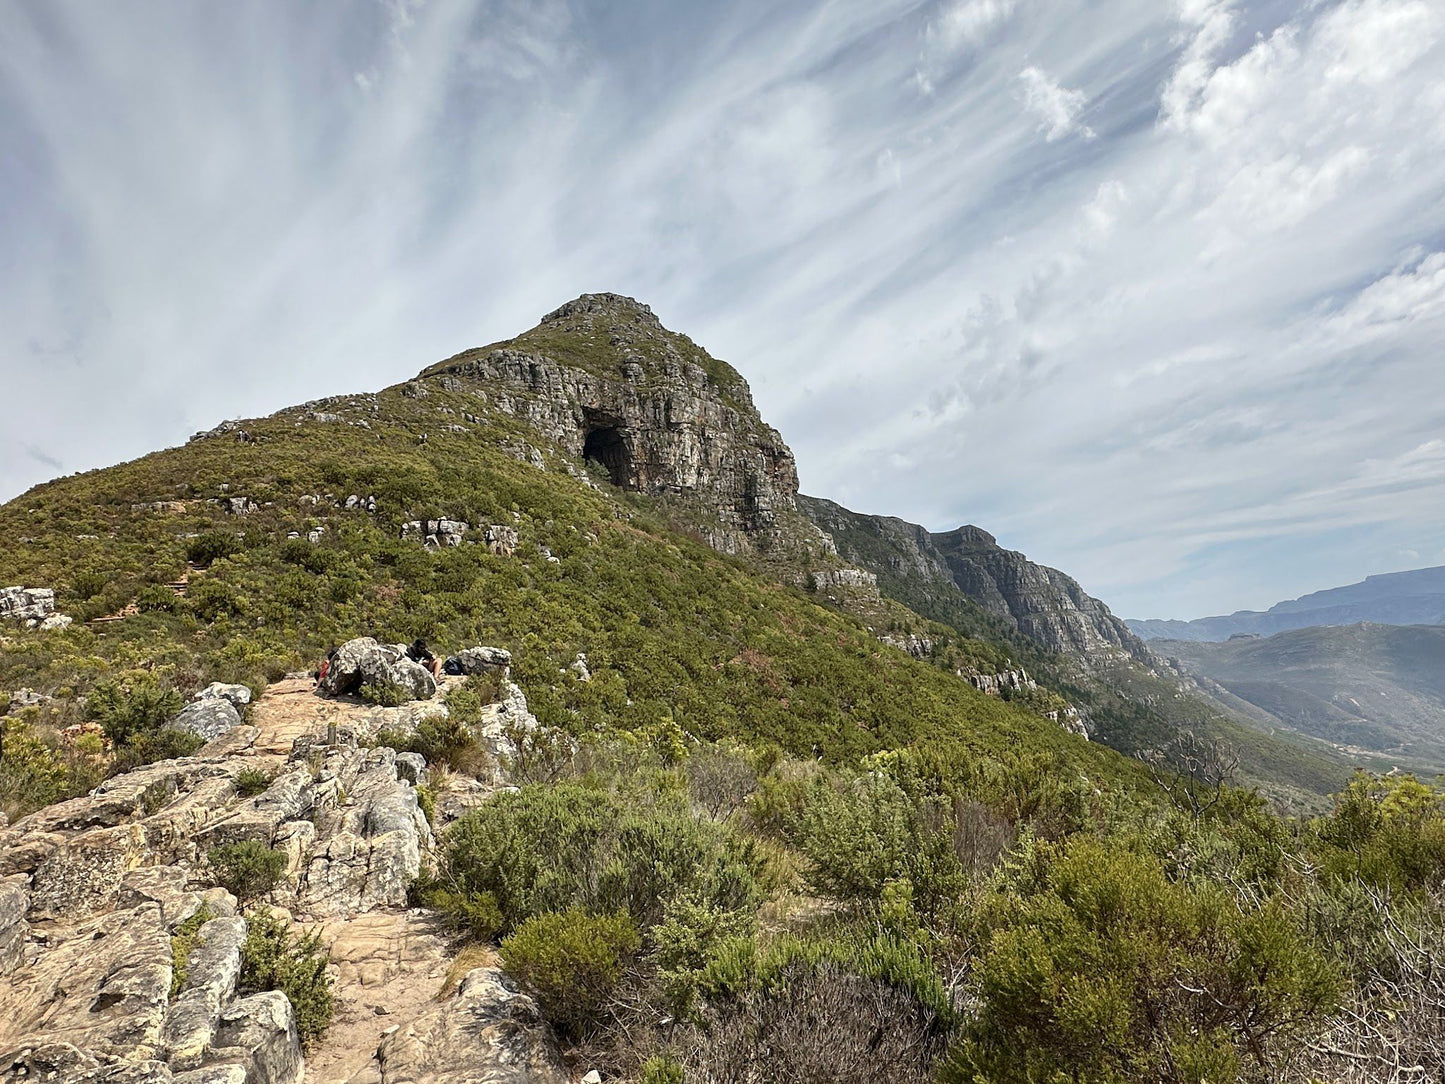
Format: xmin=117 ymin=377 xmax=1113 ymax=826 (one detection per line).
xmin=2 ymin=294 xmax=1441 ymax=1083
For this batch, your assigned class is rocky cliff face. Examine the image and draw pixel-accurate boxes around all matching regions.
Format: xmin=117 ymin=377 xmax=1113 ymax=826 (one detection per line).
xmin=421 ymin=294 xmax=798 ymax=551
xmin=799 ymin=496 xmax=1152 ymax=666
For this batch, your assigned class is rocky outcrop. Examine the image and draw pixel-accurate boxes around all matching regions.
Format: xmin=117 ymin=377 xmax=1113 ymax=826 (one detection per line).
xmin=172 ymin=699 xmax=243 ymax=742
xmin=426 ymin=294 xmax=798 ymax=548
xmin=376 ymin=968 xmax=567 ymax=1084
xmin=320 ymin=638 xmax=437 ymax=701
xmin=0 ymin=587 xmax=71 ymax=630
xmin=799 ymin=496 xmax=1151 ymax=666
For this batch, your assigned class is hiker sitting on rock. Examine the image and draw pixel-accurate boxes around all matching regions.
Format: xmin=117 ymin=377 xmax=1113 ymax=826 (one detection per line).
xmin=407 ymin=638 xmax=442 ymax=679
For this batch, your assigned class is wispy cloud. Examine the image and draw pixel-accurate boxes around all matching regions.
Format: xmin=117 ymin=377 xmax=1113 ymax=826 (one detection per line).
xmin=0 ymin=0 xmax=1442 ymax=620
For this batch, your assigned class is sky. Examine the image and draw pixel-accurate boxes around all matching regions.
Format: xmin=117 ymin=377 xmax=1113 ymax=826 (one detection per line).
xmin=2 ymin=0 xmax=1444 ymax=620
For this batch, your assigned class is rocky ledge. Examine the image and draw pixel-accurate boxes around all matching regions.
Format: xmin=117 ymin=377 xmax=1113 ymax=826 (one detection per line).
xmin=0 ymin=657 xmax=570 ymax=1084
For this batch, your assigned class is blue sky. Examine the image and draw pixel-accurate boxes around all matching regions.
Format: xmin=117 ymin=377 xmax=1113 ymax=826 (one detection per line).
xmin=2 ymin=0 xmax=1443 ymax=619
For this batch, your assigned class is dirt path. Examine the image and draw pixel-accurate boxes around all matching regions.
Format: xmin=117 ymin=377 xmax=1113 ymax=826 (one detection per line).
xmin=249 ymin=675 xmax=353 ymax=754
xmin=245 ymin=675 xmax=481 ymax=1082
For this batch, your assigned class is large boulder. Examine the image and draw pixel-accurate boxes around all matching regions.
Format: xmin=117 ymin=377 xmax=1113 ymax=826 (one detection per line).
xmin=210 ymin=993 xmax=303 ymax=1084
xmin=191 ymin=684 xmax=252 ymax=711
xmin=171 ymin=700 xmax=243 ymax=742
xmin=451 ymin=646 xmax=511 ymax=677
xmin=320 ymin=639 xmax=436 ymax=701
xmin=0 ymin=878 xmax=27 ymax=976
xmin=376 ymin=968 xmax=567 ymax=1084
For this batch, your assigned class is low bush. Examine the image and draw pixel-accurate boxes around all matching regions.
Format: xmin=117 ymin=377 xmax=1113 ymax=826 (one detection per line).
xmin=85 ymin=680 xmax=183 ymax=749
xmin=240 ymin=909 xmax=334 ymax=1047
xmin=209 ymin=841 xmax=287 ymax=901
xmin=682 ymin=930 xmax=953 ymax=1084
xmin=234 ymin=766 xmax=275 ymax=798
xmin=187 ymin=531 xmax=240 ymax=567
xmin=169 ymin=903 xmax=215 ymax=996
xmin=433 ymin=782 xmax=762 ymax=936
xmin=359 ymin=679 xmax=411 ymax=708
xmin=500 ymin=908 xmax=641 ymax=1036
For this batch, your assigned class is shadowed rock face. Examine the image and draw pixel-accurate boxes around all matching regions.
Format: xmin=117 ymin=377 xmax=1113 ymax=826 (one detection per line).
xmin=426 ymin=294 xmax=799 ymax=546
xmin=799 ymin=496 xmax=1151 ymax=665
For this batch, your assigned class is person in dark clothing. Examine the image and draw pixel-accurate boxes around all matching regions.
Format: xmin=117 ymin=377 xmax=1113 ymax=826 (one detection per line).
xmin=407 ymin=638 xmax=442 ymax=678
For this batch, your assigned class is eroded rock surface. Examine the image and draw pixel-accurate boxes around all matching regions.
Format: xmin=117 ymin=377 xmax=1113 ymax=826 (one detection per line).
xmin=426 ymin=293 xmax=798 ymax=551
xmin=376 ymin=969 xmax=568 ymax=1084
xmin=0 ymin=662 xmax=567 ymax=1084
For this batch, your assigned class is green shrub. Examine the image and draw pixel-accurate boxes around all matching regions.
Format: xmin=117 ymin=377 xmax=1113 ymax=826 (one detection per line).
xmin=389 ymin=712 xmax=489 ymax=776
xmin=434 ymin=782 xmax=762 ymax=936
xmin=187 ymin=579 xmax=244 ymax=622
xmin=208 ymin=841 xmax=287 ymax=901
xmin=0 ymin=714 xmax=67 ymax=820
xmin=187 ymin=531 xmax=240 ymax=567
xmin=169 ymin=903 xmax=216 ymax=996
xmin=685 ymin=930 xmax=953 ymax=1084
xmin=359 ymin=679 xmax=411 ymax=707
xmin=240 ymin=909 xmax=333 ymax=1047
xmin=639 ymin=1056 xmax=685 ymax=1084
xmin=85 ymin=680 xmax=184 ymax=748
xmin=499 ymin=908 xmax=640 ymax=1035
xmin=942 ymin=835 xmax=1342 ymax=1083
xmin=1314 ymin=773 xmax=1445 ymax=892
xmin=791 ymin=771 xmax=966 ymax=926
xmin=234 ymin=766 xmax=275 ymax=798
xmin=136 ymin=583 xmax=178 ymax=613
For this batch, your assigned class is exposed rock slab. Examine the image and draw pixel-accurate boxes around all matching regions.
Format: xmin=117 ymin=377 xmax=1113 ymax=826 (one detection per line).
xmin=375 ymin=968 xmax=567 ymax=1084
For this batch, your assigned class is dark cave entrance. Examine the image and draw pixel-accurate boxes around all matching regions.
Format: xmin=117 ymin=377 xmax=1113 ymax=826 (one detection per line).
xmin=583 ymin=425 xmax=632 ymax=487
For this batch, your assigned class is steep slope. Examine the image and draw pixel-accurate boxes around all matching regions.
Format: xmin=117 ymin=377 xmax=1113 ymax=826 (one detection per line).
xmin=797 ymin=495 xmax=1348 ymax=798
xmin=1 ymin=294 xmax=1139 ymax=818
xmin=799 ymin=497 xmax=1149 ymax=664
xmin=1129 ymin=565 xmax=1445 ymax=642
xmin=1157 ymin=623 xmax=1445 ymax=774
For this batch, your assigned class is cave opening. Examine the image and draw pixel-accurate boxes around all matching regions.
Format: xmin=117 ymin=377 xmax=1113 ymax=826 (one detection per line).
xmin=583 ymin=425 xmax=632 ymax=487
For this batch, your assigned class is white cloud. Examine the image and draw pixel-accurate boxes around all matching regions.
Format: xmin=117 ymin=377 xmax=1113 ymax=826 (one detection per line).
xmin=930 ymin=0 xmax=1017 ymax=52
xmin=1 ymin=0 xmax=1443 ymax=620
xmin=1017 ymin=66 xmax=1094 ymax=141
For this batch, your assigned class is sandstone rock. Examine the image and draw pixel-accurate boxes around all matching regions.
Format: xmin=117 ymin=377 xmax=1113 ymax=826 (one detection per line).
xmin=161 ymin=917 xmax=247 ymax=1071
xmin=451 ymin=646 xmax=511 ymax=676
xmin=173 ymin=1067 xmax=246 ymax=1084
xmin=375 ymin=968 xmax=567 ymax=1084
xmin=7 ymin=688 xmax=50 ymax=709
xmin=211 ymin=993 xmax=303 ymax=1084
xmin=320 ymin=639 xmax=436 ymax=701
xmin=426 ymin=294 xmax=798 ymax=550
xmin=483 ymin=526 xmax=518 ymax=556
xmin=192 ymin=684 xmax=252 ymax=711
xmin=39 ymin=614 xmax=73 ymax=631
xmin=810 ymin=568 xmax=877 ymax=590
xmin=401 ymin=520 xmax=468 ymax=548
xmin=0 ymin=878 xmax=27 ymax=977
xmin=299 ymin=747 xmax=434 ymax=917
xmin=171 ymin=700 xmax=243 ymax=742
xmin=0 ymin=587 xmax=54 ymax=623
xmin=0 ymin=903 xmax=172 ymax=1063
xmin=30 ymin=823 xmax=148 ymax=919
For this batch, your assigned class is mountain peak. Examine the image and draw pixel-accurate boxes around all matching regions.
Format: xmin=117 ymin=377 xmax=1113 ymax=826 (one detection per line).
xmin=540 ymin=292 xmax=661 ymax=327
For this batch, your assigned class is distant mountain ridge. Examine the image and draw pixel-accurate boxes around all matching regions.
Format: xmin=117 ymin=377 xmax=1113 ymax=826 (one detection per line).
xmin=798 ymin=496 xmax=1151 ymax=664
xmin=1129 ymin=565 xmax=1445 ymax=642
xmin=1157 ymin=623 xmax=1445 ymax=774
